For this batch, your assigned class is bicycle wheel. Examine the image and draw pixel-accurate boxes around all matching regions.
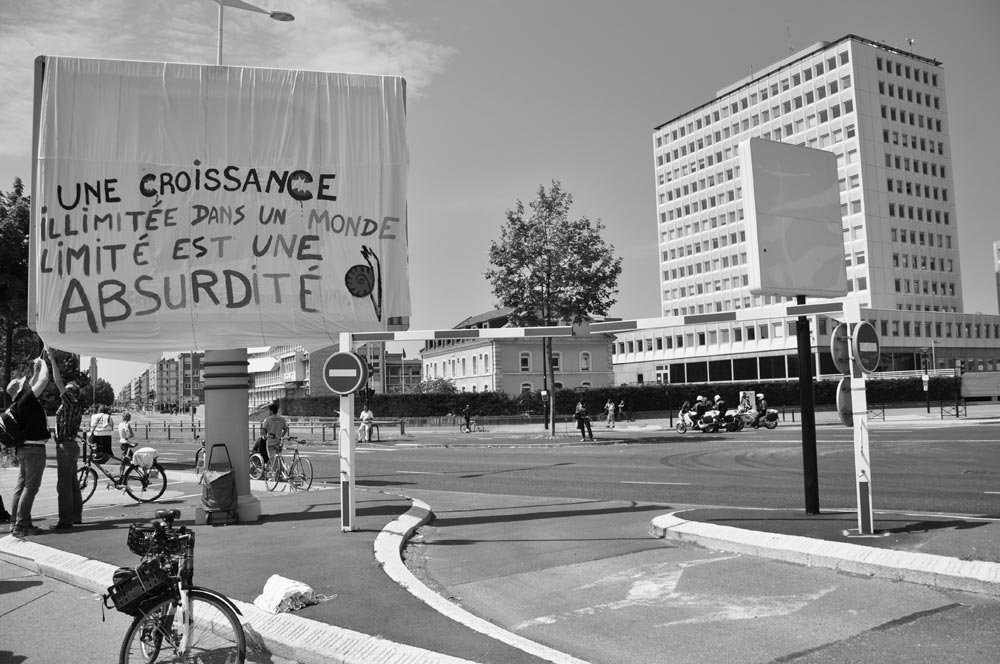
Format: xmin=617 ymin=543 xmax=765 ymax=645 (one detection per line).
xmin=119 ymin=589 xmax=246 ymax=664
xmin=123 ymin=462 xmax=168 ymax=503
xmin=288 ymin=457 xmax=313 ymax=491
xmin=248 ymin=454 xmax=264 ymax=480
xmin=264 ymin=458 xmax=281 ymax=491
xmin=78 ymin=467 xmax=98 ymax=504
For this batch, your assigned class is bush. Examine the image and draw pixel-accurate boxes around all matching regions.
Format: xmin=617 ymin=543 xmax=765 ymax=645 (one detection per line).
xmin=278 ymin=376 xmax=963 ymax=419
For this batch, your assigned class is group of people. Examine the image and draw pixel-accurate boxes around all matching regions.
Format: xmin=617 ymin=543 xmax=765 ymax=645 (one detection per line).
xmin=599 ymin=398 xmax=631 ymax=429
xmin=679 ymin=392 xmax=768 ymax=428
xmin=1 ymin=347 xmax=138 ymax=538
xmin=571 ymin=397 xmax=631 ymax=440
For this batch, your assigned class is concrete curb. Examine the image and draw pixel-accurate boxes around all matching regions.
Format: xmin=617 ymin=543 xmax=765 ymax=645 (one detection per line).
xmin=649 ymin=512 xmax=1000 ymax=597
xmin=373 ymin=494 xmax=591 ymax=664
xmin=0 ymin=509 xmax=482 ymax=664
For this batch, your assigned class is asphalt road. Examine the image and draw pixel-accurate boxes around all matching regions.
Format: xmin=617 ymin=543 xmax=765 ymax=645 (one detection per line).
xmin=341 ymin=423 xmax=1000 ymax=516
xmin=152 ymin=419 xmax=1000 ymax=516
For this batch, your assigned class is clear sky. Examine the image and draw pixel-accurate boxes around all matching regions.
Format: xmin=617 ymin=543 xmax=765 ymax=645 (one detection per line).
xmin=2 ymin=0 xmax=998 ymax=391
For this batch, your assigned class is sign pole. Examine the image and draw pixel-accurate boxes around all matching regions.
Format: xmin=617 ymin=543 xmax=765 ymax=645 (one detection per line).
xmin=338 ymin=333 xmax=358 ymax=532
xmin=845 ymin=298 xmax=874 ymax=535
xmin=796 ymin=295 xmax=820 ymax=515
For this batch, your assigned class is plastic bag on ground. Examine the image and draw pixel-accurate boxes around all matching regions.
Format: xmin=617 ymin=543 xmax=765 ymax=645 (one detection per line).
xmin=253 ymin=574 xmax=317 ymax=614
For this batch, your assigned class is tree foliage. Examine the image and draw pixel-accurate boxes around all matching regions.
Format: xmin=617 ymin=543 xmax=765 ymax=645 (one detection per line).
xmin=413 ymin=377 xmax=458 ymax=394
xmin=0 ymin=177 xmax=37 ymax=400
xmin=485 ymin=180 xmax=622 ymax=326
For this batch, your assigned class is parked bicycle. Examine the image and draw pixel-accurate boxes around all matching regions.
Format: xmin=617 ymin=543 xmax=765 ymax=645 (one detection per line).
xmin=459 ymin=419 xmax=485 ymax=434
xmin=260 ymin=435 xmax=313 ymax=491
xmin=106 ymin=508 xmax=246 ymax=663
xmin=78 ymin=433 xmax=168 ymax=504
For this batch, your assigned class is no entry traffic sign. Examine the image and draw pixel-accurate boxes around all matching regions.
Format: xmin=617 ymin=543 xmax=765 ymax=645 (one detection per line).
xmin=322 ymin=352 xmax=369 ymax=396
xmin=852 ymin=322 xmax=881 ymax=373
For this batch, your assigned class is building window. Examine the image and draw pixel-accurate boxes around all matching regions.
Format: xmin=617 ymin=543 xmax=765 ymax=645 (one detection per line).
xmin=519 ymin=352 xmax=531 ymax=372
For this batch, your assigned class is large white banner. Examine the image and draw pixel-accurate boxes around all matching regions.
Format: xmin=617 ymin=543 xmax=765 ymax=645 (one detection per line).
xmin=30 ymin=56 xmax=409 ymax=361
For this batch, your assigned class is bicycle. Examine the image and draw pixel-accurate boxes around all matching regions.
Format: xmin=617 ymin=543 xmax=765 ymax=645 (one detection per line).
xmin=459 ymin=419 xmax=484 ymax=434
xmin=78 ymin=433 xmax=168 ymax=504
xmin=108 ymin=508 xmax=246 ymax=663
xmin=262 ymin=435 xmax=313 ymax=492
xmin=247 ymin=434 xmax=270 ymax=481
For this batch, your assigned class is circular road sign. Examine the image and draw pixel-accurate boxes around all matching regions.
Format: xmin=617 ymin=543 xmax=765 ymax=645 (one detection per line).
xmin=852 ymin=321 xmax=881 ymax=373
xmin=836 ymin=376 xmax=853 ymax=428
xmin=322 ymin=352 xmax=369 ymax=396
xmin=830 ymin=322 xmax=851 ymax=375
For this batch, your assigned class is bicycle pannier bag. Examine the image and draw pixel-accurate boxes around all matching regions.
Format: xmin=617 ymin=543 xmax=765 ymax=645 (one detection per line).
xmin=0 ymin=408 xmax=26 ymax=449
xmin=131 ymin=447 xmax=158 ymax=469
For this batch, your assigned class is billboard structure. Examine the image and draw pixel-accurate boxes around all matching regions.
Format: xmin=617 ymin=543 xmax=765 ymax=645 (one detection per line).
xmin=739 ymin=137 xmax=847 ymax=299
xmin=30 ymin=56 xmax=409 ymax=361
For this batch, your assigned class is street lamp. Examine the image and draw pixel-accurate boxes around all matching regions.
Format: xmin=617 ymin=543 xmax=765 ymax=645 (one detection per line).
xmin=214 ymin=0 xmax=295 ymax=65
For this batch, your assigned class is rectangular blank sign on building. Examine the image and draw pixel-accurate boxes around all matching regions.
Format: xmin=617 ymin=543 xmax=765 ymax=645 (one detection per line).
xmin=739 ymin=138 xmax=847 ymax=299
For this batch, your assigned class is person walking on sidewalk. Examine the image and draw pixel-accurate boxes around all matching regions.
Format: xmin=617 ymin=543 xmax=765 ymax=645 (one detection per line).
xmin=117 ymin=411 xmax=136 ymax=477
xmin=88 ymin=405 xmax=114 ymax=462
xmin=574 ymin=401 xmax=594 ymax=441
xmin=6 ymin=353 xmax=51 ymax=538
xmin=47 ymin=347 xmax=84 ymax=530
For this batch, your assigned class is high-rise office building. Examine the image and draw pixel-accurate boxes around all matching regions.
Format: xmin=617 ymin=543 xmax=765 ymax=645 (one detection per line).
xmin=994 ymin=241 xmax=1000 ymax=316
xmin=613 ymin=35 xmax=1000 ymax=386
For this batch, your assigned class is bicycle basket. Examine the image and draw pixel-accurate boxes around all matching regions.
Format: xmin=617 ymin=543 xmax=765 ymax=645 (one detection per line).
xmin=106 ymin=560 xmax=172 ymax=615
xmin=127 ymin=524 xmax=158 ymax=555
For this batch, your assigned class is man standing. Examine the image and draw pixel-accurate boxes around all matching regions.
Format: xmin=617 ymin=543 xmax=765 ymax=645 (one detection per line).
xmin=260 ymin=401 xmax=288 ymax=465
xmin=6 ymin=353 xmax=51 ymax=538
xmin=47 ymin=347 xmax=84 ymax=530
xmin=358 ymin=404 xmax=375 ymax=442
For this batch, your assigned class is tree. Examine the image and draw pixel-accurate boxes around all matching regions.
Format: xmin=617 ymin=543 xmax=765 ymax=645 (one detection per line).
xmin=485 ymin=181 xmax=622 ymax=432
xmin=0 ymin=177 xmax=37 ymax=404
xmin=414 ymin=378 xmax=458 ymax=394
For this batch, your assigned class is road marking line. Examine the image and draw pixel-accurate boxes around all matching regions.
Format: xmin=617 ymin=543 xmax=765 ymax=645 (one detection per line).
xmin=621 ymin=481 xmax=691 ymax=485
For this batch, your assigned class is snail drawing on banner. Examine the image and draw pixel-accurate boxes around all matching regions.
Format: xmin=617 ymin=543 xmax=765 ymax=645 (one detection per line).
xmin=344 ymin=245 xmax=382 ymax=321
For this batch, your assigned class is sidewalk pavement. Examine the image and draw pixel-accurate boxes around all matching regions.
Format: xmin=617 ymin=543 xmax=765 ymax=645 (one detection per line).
xmin=1 ymin=404 xmax=999 ymax=663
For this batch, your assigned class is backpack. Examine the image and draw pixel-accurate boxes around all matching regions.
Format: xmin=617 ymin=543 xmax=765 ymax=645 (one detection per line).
xmin=0 ymin=408 xmax=26 ymax=449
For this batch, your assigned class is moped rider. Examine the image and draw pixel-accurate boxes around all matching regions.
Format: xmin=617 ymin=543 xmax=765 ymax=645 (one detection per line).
xmin=753 ymin=392 xmax=767 ymax=428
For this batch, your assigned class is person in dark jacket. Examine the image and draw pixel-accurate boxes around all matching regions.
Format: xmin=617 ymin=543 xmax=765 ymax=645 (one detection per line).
xmin=6 ymin=354 xmax=52 ymax=538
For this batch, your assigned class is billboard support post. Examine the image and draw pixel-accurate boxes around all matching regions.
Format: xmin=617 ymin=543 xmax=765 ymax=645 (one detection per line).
xmin=845 ymin=298 xmax=875 ymax=535
xmin=338 ymin=333 xmax=358 ymax=532
xmin=796 ymin=295 xmax=820 ymax=515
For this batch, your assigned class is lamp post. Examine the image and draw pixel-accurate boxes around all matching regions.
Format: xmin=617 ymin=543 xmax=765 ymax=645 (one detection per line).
xmin=214 ymin=0 xmax=294 ymax=65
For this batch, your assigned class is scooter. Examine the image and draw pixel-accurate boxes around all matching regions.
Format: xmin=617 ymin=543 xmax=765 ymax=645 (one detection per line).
xmin=723 ymin=408 xmax=754 ymax=432
xmin=676 ymin=406 xmax=720 ymax=434
xmin=757 ymin=408 xmax=779 ymax=429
